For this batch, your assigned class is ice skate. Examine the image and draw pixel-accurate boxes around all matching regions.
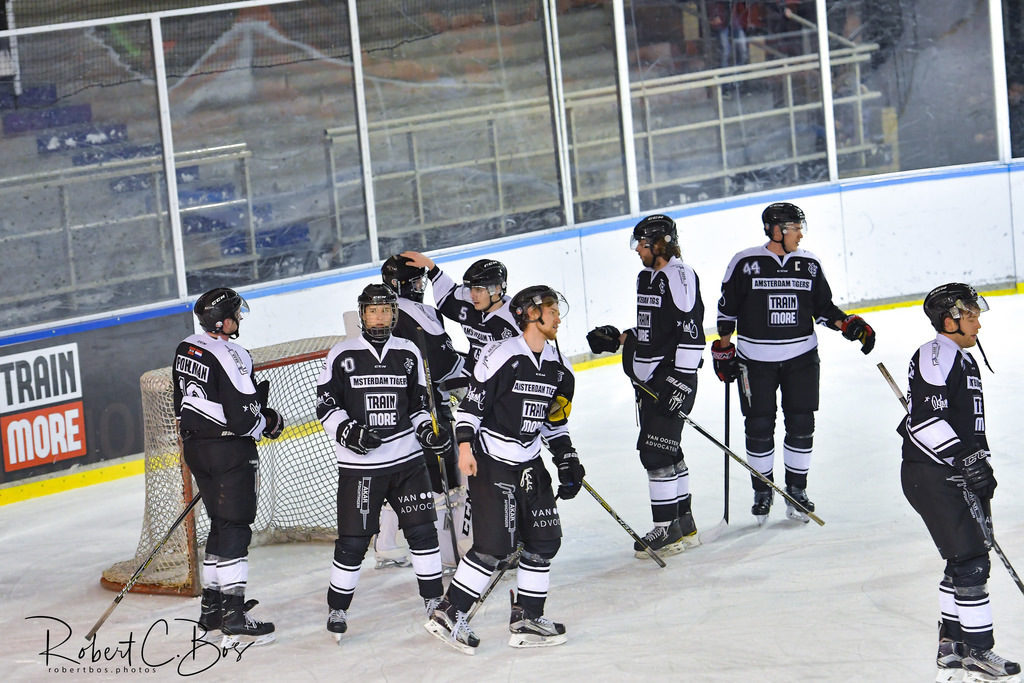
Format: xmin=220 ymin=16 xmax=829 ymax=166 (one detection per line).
xmin=634 ymin=519 xmax=685 ymax=559
xmin=936 ymin=637 xmax=964 ymax=682
xmin=196 ymin=590 xmax=257 ymax=641
xmin=327 ymin=608 xmax=347 ymax=643
xmin=374 ymin=556 xmax=412 ymax=569
xmin=220 ymin=595 xmax=275 ymax=647
xmin=508 ymin=591 xmax=567 ymax=648
xmin=677 ymin=512 xmax=701 ymax=550
xmin=784 ymin=485 xmax=815 ymax=523
xmin=751 ymin=490 xmax=773 ymax=526
xmin=424 ymin=597 xmax=479 ymax=655
xmin=961 ymin=647 xmax=1021 ymax=682
xmin=423 ymin=596 xmax=443 ymax=619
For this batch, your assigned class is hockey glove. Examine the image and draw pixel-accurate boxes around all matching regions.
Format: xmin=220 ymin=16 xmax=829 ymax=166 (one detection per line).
xmin=840 ymin=315 xmax=876 ymax=355
xmin=416 ymin=420 xmax=452 ymax=452
xmin=655 ymin=370 xmax=696 ymax=418
xmin=552 ymin=450 xmax=585 ymax=500
xmin=710 ymin=339 xmax=739 ymax=383
xmin=955 ymin=448 xmax=998 ymax=500
xmin=261 ymin=408 xmax=284 ymax=439
xmin=586 ymin=325 xmax=621 ymax=355
xmin=336 ymin=419 xmax=382 ymax=455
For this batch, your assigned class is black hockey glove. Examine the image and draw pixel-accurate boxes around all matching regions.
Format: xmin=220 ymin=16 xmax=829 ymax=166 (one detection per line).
xmin=586 ymin=325 xmax=621 ymax=354
xmin=261 ymin=408 xmax=284 ymax=439
xmin=710 ymin=339 xmax=739 ymax=382
xmin=336 ymin=419 xmax=382 ymax=455
xmin=552 ymin=450 xmax=585 ymax=500
xmin=416 ymin=420 xmax=451 ymax=453
xmin=955 ymin=448 xmax=998 ymax=500
xmin=255 ymin=379 xmax=271 ymax=408
xmin=839 ymin=315 xmax=875 ymax=355
xmin=655 ymin=370 xmax=696 ymax=418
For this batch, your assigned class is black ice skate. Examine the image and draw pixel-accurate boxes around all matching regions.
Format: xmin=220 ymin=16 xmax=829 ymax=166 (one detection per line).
xmin=752 ymin=490 xmax=773 ymax=525
xmin=424 ymin=597 xmax=479 ymax=655
xmin=784 ymin=486 xmax=815 ymax=523
xmin=196 ymin=589 xmax=258 ymax=640
xmin=936 ymin=637 xmax=964 ymax=683
xmin=634 ymin=519 xmax=685 ymax=559
xmin=327 ymin=608 xmax=347 ymax=643
xmin=677 ymin=512 xmax=701 ymax=550
xmin=220 ymin=594 xmax=275 ymax=647
xmin=961 ymin=646 xmax=1021 ymax=682
xmin=508 ymin=591 xmax=567 ymax=648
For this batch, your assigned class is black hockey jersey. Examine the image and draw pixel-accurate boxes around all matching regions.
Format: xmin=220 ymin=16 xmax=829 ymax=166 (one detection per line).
xmin=899 ymin=334 xmax=988 ymax=467
xmin=455 ymin=336 xmax=575 ymax=467
xmin=172 ymin=333 xmax=267 ymax=439
xmin=428 ymin=266 xmax=519 ymax=371
xmin=626 ymin=256 xmax=705 ymax=382
xmin=717 ymin=245 xmax=846 ymax=362
xmin=392 ymin=297 xmax=466 ymax=390
xmin=316 ymin=334 xmax=431 ymax=475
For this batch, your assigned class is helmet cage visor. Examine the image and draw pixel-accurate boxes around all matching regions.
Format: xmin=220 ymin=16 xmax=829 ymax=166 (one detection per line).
xmin=946 ymin=294 xmax=989 ymax=321
xmin=359 ymin=300 xmax=398 ymax=339
xmin=519 ymin=292 xmax=569 ymax=325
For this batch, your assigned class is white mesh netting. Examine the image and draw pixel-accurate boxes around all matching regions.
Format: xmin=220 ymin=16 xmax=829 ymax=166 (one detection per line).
xmin=101 ymin=335 xmax=343 ymax=595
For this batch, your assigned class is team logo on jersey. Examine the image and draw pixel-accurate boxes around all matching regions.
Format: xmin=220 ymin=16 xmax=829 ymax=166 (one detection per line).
xmin=682 ymin=320 xmax=699 ymax=340
xmin=512 ymin=381 xmax=556 ymax=397
xmin=658 ymin=280 xmax=666 ymax=295
xmin=464 ymin=386 xmax=485 ymax=410
xmin=520 ymin=399 xmax=549 ymax=435
xmin=752 ymin=278 xmax=812 ymax=291
xmin=501 ymin=328 xmax=515 ymax=339
xmin=923 ymin=394 xmax=948 ymax=411
xmin=364 ymin=392 xmax=398 ymax=428
xmin=350 ymin=375 xmax=407 ymax=388
xmin=808 ymin=262 xmax=818 ymax=277
xmin=316 ymin=392 xmax=335 ymax=408
xmin=404 ymin=358 xmax=415 ymax=375
xmin=767 ymin=293 xmax=799 ymax=327
xmin=637 ymin=294 xmax=661 ymax=307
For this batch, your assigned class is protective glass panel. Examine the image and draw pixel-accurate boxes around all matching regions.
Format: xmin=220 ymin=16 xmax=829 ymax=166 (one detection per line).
xmin=162 ymin=2 xmax=359 ymax=295
xmin=625 ymin=0 xmax=827 ymax=208
xmin=1004 ymin=1 xmax=1024 ymax=158
xmin=0 ymin=22 xmax=172 ymax=331
xmin=828 ymin=0 xmax=997 ymax=176
xmin=356 ymin=0 xmax=563 ymax=256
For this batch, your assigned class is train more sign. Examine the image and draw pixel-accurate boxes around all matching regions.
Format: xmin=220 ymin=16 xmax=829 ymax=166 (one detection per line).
xmin=0 ymin=343 xmax=87 ymax=473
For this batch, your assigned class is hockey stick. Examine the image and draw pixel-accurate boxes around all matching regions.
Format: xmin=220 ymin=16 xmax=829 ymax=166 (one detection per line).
xmin=723 ymin=384 xmax=731 ymax=523
xmin=632 ymin=380 xmax=825 ymax=526
xmin=582 ymin=479 xmax=667 ymax=567
xmin=414 ymin=327 xmax=461 ymax=563
xmin=467 ymin=544 xmax=524 ymax=621
xmin=876 ymin=362 xmax=1024 ymax=597
xmin=85 ymin=492 xmax=202 ymax=642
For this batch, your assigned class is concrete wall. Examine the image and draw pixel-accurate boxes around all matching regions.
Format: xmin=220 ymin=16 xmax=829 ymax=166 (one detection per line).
xmin=236 ymin=161 xmax=1024 ymax=358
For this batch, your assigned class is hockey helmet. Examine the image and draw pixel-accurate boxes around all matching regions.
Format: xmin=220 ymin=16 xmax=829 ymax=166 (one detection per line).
xmin=510 ymin=285 xmax=568 ymax=329
xmin=923 ymin=283 xmax=989 ymax=332
xmin=463 ymin=259 xmax=507 ymax=298
xmin=194 ymin=287 xmax=248 ymax=338
xmin=630 ymin=214 xmax=677 ymax=249
xmin=761 ymin=202 xmax=807 ymax=237
xmin=358 ymin=283 xmax=399 ymax=340
xmin=381 ymin=255 xmax=427 ymax=302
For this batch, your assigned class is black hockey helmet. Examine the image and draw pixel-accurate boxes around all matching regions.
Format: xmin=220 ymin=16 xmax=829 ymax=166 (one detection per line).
xmin=762 ymin=202 xmax=807 ymax=237
xmin=358 ymin=283 xmax=399 ymax=341
xmin=463 ymin=259 xmax=507 ymax=297
xmin=194 ymin=287 xmax=248 ymax=338
xmin=381 ymin=254 xmax=427 ymax=302
xmin=510 ymin=285 xmax=568 ymax=329
xmin=630 ymin=214 xmax=677 ymax=249
xmin=923 ymin=283 xmax=989 ymax=332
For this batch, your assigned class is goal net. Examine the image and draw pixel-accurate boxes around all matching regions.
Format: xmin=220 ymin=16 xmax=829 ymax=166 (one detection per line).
xmin=101 ymin=334 xmax=344 ymax=596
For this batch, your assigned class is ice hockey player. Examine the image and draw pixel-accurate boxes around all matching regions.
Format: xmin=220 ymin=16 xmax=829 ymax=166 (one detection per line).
xmin=900 ymin=283 xmax=1019 ymax=683
xmin=425 ymin=285 xmax=585 ymax=654
xmin=315 ymin=283 xmax=447 ymax=640
xmin=381 ymin=254 xmax=471 ymax=570
xmin=586 ymin=214 xmax=705 ymax=558
xmin=714 ymin=202 xmax=875 ymax=524
xmin=173 ymin=287 xmax=282 ymax=646
xmin=401 ymin=251 xmax=519 ymax=373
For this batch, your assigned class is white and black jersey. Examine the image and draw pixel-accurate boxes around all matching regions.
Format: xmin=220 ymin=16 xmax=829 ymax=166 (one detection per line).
xmin=900 ymin=334 xmax=988 ymax=467
xmin=455 ymin=336 xmax=575 ymax=467
xmin=172 ymin=333 xmax=266 ymax=439
xmin=428 ymin=266 xmax=519 ymax=371
xmin=316 ymin=335 xmax=431 ymax=475
xmin=717 ymin=245 xmax=846 ymax=362
xmin=626 ymin=256 xmax=705 ymax=382
xmin=392 ymin=297 xmax=466 ymax=388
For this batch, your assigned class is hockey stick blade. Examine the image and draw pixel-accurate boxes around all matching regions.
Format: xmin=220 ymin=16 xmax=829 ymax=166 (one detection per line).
xmin=633 ymin=380 xmax=825 ymax=526
xmin=582 ymin=480 xmax=667 ymax=567
xmin=876 ymin=362 xmax=1024 ymax=598
xmin=85 ymin=493 xmax=202 ymax=642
